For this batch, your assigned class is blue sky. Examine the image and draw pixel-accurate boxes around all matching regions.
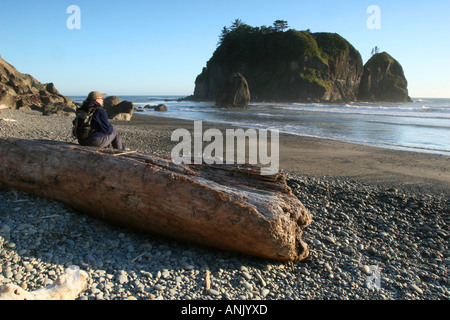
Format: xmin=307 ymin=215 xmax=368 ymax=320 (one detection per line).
xmin=1 ymin=0 xmax=449 ymax=98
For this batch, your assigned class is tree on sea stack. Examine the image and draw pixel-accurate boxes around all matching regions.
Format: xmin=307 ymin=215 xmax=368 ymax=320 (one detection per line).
xmin=273 ymin=20 xmax=289 ymax=32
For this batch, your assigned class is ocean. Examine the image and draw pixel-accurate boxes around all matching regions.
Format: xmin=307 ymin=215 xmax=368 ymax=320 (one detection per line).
xmin=70 ymin=96 xmax=450 ymax=156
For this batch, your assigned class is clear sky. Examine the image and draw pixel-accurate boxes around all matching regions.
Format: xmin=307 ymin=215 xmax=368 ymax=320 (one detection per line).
xmin=1 ymin=0 xmax=449 ymax=98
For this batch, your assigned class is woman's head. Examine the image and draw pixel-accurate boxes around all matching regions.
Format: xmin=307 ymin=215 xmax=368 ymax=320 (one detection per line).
xmin=88 ymin=91 xmax=106 ymax=106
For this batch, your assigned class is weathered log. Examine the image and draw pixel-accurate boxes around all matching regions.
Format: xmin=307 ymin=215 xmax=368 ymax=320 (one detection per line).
xmin=0 ymin=138 xmax=312 ymax=262
xmin=0 ymin=266 xmax=88 ymax=300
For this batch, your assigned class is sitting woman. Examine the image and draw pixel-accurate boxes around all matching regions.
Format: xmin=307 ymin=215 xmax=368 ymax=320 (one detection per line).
xmin=78 ymin=91 xmax=125 ymax=150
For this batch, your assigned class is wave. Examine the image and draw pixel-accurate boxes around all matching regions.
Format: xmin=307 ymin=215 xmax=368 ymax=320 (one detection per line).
xmin=365 ymin=119 xmax=450 ymax=129
xmin=271 ymin=105 xmax=450 ymax=120
xmin=382 ymin=142 xmax=450 ymax=155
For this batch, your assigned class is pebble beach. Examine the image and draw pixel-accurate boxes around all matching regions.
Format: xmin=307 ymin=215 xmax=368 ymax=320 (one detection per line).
xmin=0 ymin=109 xmax=448 ymax=301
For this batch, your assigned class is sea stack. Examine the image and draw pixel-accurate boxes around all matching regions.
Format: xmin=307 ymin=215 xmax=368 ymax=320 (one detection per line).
xmin=193 ymin=25 xmax=364 ymax=103
xmin=358 ymin=52 xmax=412 ymax=103
xmin=215 ymin=73 xmax=251 ymax=108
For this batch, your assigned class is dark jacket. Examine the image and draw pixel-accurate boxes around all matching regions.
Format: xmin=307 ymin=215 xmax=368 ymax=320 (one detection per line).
xmin=83 ymin=99 xmax=114 ymax=138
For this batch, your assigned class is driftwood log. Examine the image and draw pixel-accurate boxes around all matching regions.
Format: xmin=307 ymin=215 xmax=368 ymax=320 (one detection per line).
xmin=0 ymin=138 xmax=312 ymax=262
xmin=0 ymin=266 xmax=88 ymax=300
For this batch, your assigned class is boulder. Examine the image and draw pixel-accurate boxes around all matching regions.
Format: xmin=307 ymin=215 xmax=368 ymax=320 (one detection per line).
xmin=0 ymin=88 xmax=16 ymax=109
xmin=42 ymin=102 xmax=78 ymax=117
xmin=0 ymin=104 xmax=10 ymax=114
xmin=358 ymin=52 xmax=412 ymax=103
xmin=154 ymin=104 xmax=168 ymax=111
xmin=110 ymin=113 xmax=133 ymax=121
xmin=103 ymin=96 xmax=122 ymax=109
xmin=104 ymin=97 xmax=134 ymax=121
xmin=215 ymin=73 xmax=250 ymax=108
xmin=45 ymin=82 xmax=59 ymax=95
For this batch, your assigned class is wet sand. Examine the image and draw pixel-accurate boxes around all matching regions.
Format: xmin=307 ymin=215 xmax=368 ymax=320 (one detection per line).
xmin=125 ymin=113 xmax=450 ymax=196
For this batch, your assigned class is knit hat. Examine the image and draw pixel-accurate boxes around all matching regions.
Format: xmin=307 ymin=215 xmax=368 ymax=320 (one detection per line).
xmin=88 ymin=91 xmax=106 ymax=100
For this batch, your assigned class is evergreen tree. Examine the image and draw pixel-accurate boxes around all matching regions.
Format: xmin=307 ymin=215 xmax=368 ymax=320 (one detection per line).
xmin=230 ymin=19 xmax=245 ymax=31
xmin=218 ymin=26 xmax=230 ymax=46
xmin=273 ymin=20 xmax=289 ymax=32
xmin=371 ymin=46 xmax=380 ymax=56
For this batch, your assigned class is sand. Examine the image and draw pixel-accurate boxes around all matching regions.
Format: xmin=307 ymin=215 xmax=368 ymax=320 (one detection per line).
xmin=123 ymin=113 xmax=450 ymax=196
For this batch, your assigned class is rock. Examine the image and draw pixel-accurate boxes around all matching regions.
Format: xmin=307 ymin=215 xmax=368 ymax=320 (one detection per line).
xmin=162 ymin=270 xmax=170 ymax=279
xmin=117 ymin=271 xmax=128 ymax=284
xmin=0 ymin=56 xmax=76 ymax=114
xmin=360 ymin=265 xmax=372 ymax=275
xmin=409 ymin=283 xmax=423 ymax=295
xmin=242 ymin=271 xmax=252 ymax=280
xmin=358 ymin=52 xmax=412 ymax=103
xmin=324 ymin=235 xmax=336 ymax=244
xmin=0 ymin=90 xmax=15 ymax=109
xmin=208 ymin=289 xmax=221 ymax=296
xmin=111 ymin=113 xmax=132 ymax=121
xmin=193 ymin=27 xmax=364 ymax=103
xmin=103 ymin=96 xmax=122 ymax=109
xmin=104 ymin=98 xmax=134 ymax=121
xmin=154 ymin=104 xmax=168 ymax=111
xmin=42 ymin=102 xmax=77 ymax=116
xmin=215 ymin=73 xmax=250 ymax=109
xmin=0 ymin=225 xmax=11 ymax=233
xmin=261 ymin=288 xmax=270 ymax=298
xmin=243 ymin=281 xmax=253 ymax=291
xmin=154 ymin=284 xmax=164 ymax=291
xmin=45 ymin=83 xmax=59 ymax=95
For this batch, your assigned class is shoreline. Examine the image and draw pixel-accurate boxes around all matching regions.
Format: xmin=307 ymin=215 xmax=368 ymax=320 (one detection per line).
xmin=1 ymin=108 xmax=449 ymax=196
xmin=125 ymin=113 xmax=450 ymax=196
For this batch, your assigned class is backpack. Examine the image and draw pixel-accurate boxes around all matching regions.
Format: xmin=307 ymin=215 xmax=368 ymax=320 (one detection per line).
xmin=72 ymin=106 xmax=99 ymax=141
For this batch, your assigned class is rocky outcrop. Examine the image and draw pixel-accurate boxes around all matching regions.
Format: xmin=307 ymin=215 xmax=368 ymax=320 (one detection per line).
xmin=358 ymin=52 xmax=412 ymax=102
xmin=215 ymin=73 xmax=250 ymax=108
xmin=192 ymin=24 xmax=411 ymax=104
xmin=193 ymin=28 xmax=364 ymax=103
xmin=103 ymin=96 xmax=134 ymax=121
xmin=0 ymin=56 xmax=76 ymax=115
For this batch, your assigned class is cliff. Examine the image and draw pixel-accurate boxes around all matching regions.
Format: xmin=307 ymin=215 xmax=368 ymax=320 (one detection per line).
xmin=0 ymin=56 xmax=76 ymax=115
xmin=192 ymin=23 xmax=410 ymax=104
xmin=193 ymin=25 xmax=364 ymax=103
xmin=358 ymin=52 xmax=412 ymax=102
